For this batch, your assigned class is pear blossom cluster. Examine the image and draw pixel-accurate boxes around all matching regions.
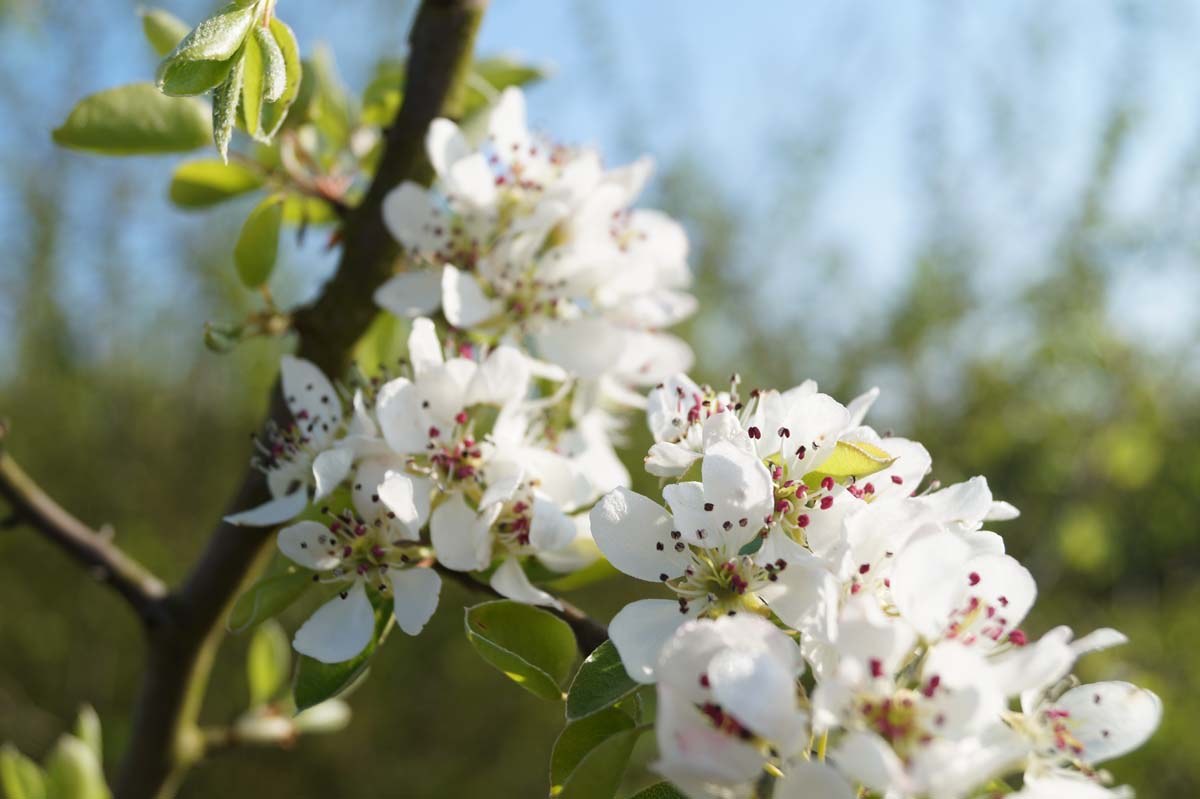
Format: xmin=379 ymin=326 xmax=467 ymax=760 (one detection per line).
xmin=219 ymin=85 xmax=1159 ymax=798
xmin=224 ymin=87 xmax=696 ymax=665
xmin=589 ymin=374 xmax=1161 ymax=798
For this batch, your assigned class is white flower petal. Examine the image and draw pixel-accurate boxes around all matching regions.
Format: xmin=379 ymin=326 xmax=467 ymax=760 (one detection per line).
xmin=375 ymin=377 xmax=427 ymax=454
xmin=426 ymin=118 xmax=469 ymax=177
xmin=442 ymin=265 xmax=502 ymax=328
xmin=529 ymin=495 xmax=577 ymax=553
xmin=278 ymin=520 xmax=342 ymax=571
xmin=466 ymin=345 xmax=530 ymax=406
xmin=845 ymin=386 xmax=880 ymax=428
xmin=700 ymin=439 xmax=774 ymax=551
xmin=407 ymin=317 xmax=444 ymax=377
xmin=380 ymin=183 xmax=445 ymax=255
xmin=224 ymin=489 xmax=308 ymax=527
xmin=293 ymin=582 xmax=375 ymax=664
xmin=590 ymin=488 xmax=688 ymax=583
xmin=609 ymin=598 xmax=689 ymax=683
xmin=281 ymin=355 xmax=341 ymax=448
xmin=372 ymin=270 xmax=444 ymax=317
xmin=644 ymin=441 xmax=701 ymax=477
xmin=708 ymin=646 xmax=806 ymax=751
xmin=774 ymin=761 xmax=857 ymax=799
xmin=378 ymin=473 xmax=420 ymax=527
xmin=830 ymin=731 xmax=910 ymax=796
xmin=430 ymin=493 xmax=495 ymax=572
xmin=312 ymin=447 xmax=354 ymax=501
xmin=1071 ymin=627 xmax=1128 ymax=657
xmin=1054 ymin=682 xmax=1162 ymax=764
xmin=489 ymin=556 xmax=561 ymax=609
xmin=389 ymin=567 xmax=441 ymax=635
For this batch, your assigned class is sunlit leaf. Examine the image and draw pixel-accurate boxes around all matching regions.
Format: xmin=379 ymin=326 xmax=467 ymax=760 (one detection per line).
xmin=556 ymin=727 xmax=641 ymax=799
xmin=170 ymin=159 xmax=264 ymax=207
xmin=44 ymin=736 xmax=108 ymax=799
xmin=234 ymin=193 xmax=285 ymax=288
xmin=628 ymin=784 xmax=688 ymax=799
xmin=464 ymin=600 xmax=577 ymax=701
xmin=550 ymin=707 xmax=635 ymax=793
xmin=155 ymin=2 xmax=257 ymax=96
xmin=803 ymin=439 xmax=895 ymax=489
xmin=139 ymin=8 xmax=189 ymax=57
xmin=227 ymin=566 xmax=312 ymax=634
xmin=565 ymin=640 xmax=639 ymax=722
xmin=0 ymin=744 xmax=46 ymax=799
xmin=247 ymin=619 xmax=291 ymax=705
xmin=73 ymin=706 xmax=102 ymax=764
xmin=51 ymin=83 xmax=211 ymax=156
xmin=259 ymin=18 xmax=302 ymax=137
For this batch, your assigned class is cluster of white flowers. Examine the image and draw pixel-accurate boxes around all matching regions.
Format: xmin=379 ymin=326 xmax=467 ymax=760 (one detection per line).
xmin=590 ymin=374 xmax=1161 ymax=798
xmin=222 ymin=86 xmax=1159 ymax=798
xmin=225 ymin=87 xmax=693 ymax=665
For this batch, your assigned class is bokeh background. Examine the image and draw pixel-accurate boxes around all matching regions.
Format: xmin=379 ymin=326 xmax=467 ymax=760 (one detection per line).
xmin=2 ymin=0 xmax=1197 ymax=796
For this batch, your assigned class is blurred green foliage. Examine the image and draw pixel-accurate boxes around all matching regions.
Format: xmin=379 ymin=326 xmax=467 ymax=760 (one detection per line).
xmin=1 ymin=3 xmax=1197 ymax=798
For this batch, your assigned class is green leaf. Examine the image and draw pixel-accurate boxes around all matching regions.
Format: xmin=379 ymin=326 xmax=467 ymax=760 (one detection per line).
xmin=293 ymin=591 xmax=392 ymax=712
xmin=280 ymin=195 xmax=339 ymax=227
xmin=464 ymin=600 xmax=577 ymax=701
xmin=802 ymin=439 xmax=896 ymax=490
xmin=465 ymin=56 xmax=547 ymax=116
xmin=256 ymin=26 xmax=286 ymax=103
xmin=259 ymin=18 xmax=302 ymax=137
xmin=565 ymin=640 xmax=639 ymax=722
xmin=51 ymin=83 xmax=211 ymax=156
xmin=155 ymin=2 xmax=258 ymax=96
xmin=550 ymin=708 xmax=635 ymax=793
xmin=628 ymin=784 xmax=688 ymax=799
xmin=139 ymin=8 xmax=189 ymax=57
xmin=0 ymin=745 xmax=46 ymax=799
xmin=361 ymin=58 xmax=404 ymax=127
xmin=44 ymin=736 xmax=108 ymax=799
xmin=247 ymin=618 xmax=291 ymax=705
xmin=212 ymin=49 xmax=245 ymax=162
xmin=73 ymin=706 xmax=102 ymax=764
xmin=240 ymin=29 xmax=267 ymax=139
xmin=544 ymin=558 xmax=621 ymax=593
xmin=556 ymin=727 xmax=641 ymax=799
xmin=227 ymin=566 xmax=312 ymax=634
xmin=170 ymin=159 xmax=264 ymax=207
xmin=234 ymin=193 xmax=284 ymax=288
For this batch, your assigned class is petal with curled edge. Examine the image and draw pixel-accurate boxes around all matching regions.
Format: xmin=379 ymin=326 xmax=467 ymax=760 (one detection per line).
xmin=293 ymin=581 xmax=375 ymax=664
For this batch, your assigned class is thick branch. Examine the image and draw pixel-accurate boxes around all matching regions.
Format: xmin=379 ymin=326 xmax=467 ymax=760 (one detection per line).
xmin=0 ymin=427 xmax=167 ymax=623
xmin=435 ymin=564 xmax=610 ymax=656
xmin=114 ymin=3 xmax=489 ymax=798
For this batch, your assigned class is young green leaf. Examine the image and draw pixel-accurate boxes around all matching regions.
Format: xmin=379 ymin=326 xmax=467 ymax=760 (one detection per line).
xmin=227 ymin=567 xmax=313 ymax=634
xmin=293 ymin=592 xmax=392 ymax=711
xmin=565 ymin=640 xmax=639 ymax=721
xmin=240 ymin=29 xmax=265 ymax=138
xmin=212 ymin=50 xmax=245 ymax=163
xmin=256 ymin=26 xmax=287 ymax=104
xmin=247 ymin=619 xmax=292 ymax=705
xmin=0 ymin=744 xmax=47 ymax=799
xmin=802 ymin=439 xmax=896 ymax=489
xmin=44 ymin=736 xmax=108 ymax=799
xmin=234 ymin=193 xmax=284 ymax=288
xmin=169 ymin=159 xmax=264 ymax=208
xmin=556 ymin=727 xmax=642 ymax=799
xmin=627 ymin=784 xmax=688 ymax=799
xmin=464 ymin=600 xmax=577 ymax=701
xmin=139 ymin=8 xmax=189 ymax=57
xmin=73 ymin=706 xmax=102 ymax=764
xmin=51 ymin=83 xmax=211 ymax=156
xmin=259 ymin=18 xmax=303 ymax=137
xmin=155 ymin=2 xmax=258 ymax=96
xmin=550 ymin=708 xmax=636 ymax=793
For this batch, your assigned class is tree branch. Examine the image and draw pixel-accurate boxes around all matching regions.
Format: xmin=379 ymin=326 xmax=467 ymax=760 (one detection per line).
xmin=0 ymin=423 xmax=168 ymax=624
xmin=434 ymin=564 xmax=610 ymax=656
xmin=113 ymin=3 xmax=489 ymax=798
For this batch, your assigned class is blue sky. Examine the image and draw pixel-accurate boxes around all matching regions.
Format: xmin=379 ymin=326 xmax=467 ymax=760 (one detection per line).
xmin=3 ymin=1 xmax=1199 ymax=378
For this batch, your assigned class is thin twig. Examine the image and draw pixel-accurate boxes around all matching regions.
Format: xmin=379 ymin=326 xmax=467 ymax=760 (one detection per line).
xmin=434 ymin=564 xmax=609 ymax=655
xmin=0 ymin=430 xmax=168 ymax=624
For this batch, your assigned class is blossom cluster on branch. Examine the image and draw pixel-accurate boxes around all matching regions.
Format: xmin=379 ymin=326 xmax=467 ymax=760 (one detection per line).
xmin=220 ymin=87 xmax=1159 ymax=798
